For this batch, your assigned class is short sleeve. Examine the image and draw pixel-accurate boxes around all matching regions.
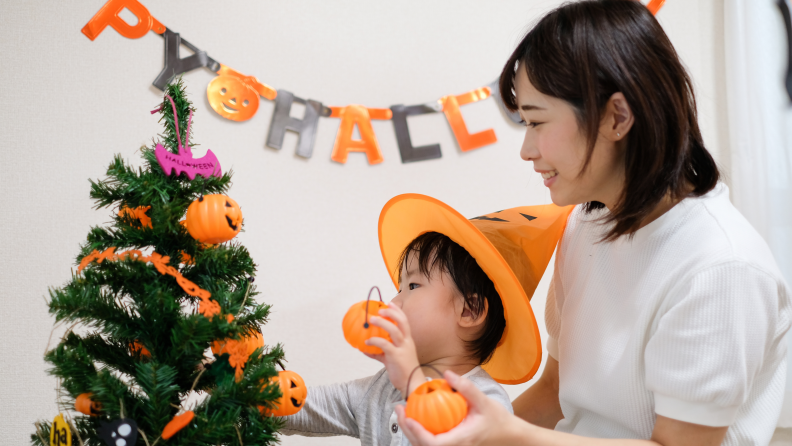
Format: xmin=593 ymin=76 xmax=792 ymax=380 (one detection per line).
xmin=545 ymin=256 xmax=563 ymax=361
xmin=644 ymin=261 xmax=789 ymax=427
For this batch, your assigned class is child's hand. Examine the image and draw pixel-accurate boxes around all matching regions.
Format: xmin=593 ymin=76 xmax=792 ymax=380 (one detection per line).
xmin=365 ymin=304 xmax=424 ymax=398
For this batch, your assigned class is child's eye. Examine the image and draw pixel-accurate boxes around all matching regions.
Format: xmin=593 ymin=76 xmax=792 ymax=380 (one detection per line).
xmin=409 ymin=283 xmax=419 ymax=290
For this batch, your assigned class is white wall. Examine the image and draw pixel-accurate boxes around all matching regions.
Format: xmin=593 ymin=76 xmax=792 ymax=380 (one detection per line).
xmin=0 ymin=1 xmax=727 ymax=444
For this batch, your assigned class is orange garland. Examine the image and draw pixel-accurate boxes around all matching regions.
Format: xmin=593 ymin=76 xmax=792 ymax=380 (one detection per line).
xmin=77 ymin=247 xmax=220 ymax=319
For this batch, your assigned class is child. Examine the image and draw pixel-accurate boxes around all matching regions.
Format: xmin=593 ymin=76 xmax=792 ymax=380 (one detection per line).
xmin=281 ymin=194 xmax=571 ymax=445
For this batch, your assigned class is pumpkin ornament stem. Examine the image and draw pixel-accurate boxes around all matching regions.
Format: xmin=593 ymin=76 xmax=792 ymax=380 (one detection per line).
xmin=404 ymin=364 xmax=469 ymax=435
xmin=364 ymin=285 xmax=382 ymax=329
xmin=342 ymin=286 xmax=394 ymax=355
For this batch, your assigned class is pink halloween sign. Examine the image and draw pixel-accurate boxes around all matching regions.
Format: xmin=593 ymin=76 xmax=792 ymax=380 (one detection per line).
xmin=155 ymin=144 xmax=221 ymax=180
xmin=153 ymin=95 xmax=222 ymax=180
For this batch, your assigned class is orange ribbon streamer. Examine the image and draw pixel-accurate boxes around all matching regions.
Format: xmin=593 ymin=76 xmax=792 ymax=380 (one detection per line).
xmin=78 ymin=248 xmax=220 ymax=319
xmin=81 ymin=0 xmax=165 ymax=41
xmin=329 ymin=105 xmax=392 ymax=165
xmin=440 ymin=87 xmax=497 ymax=152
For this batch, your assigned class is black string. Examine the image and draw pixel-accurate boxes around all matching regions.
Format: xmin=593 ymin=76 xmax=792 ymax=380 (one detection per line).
xmin=404 ymin=364 xmax=444 ymax=401
xmin=363 ymin=286 xmax=383 ymax=329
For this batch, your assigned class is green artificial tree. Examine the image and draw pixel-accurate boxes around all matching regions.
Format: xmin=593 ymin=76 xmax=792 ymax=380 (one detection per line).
xmin=33 ymin=80 xmax=286 ymax=445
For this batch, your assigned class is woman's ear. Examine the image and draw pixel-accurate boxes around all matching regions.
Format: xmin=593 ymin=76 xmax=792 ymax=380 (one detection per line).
xmin=459 ymin=297 xmax=488 ymax=329
xmin=602 ymin=92 xmax=635 ymax=141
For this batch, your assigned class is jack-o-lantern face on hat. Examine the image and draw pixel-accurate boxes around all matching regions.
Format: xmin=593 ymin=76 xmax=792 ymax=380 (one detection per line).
xmin=207 ymin=75 xmax=260 ymax=122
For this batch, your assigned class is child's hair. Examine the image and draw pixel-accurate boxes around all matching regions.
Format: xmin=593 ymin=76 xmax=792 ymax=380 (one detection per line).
xmin=498 ymin=0 xmax=719 ymax=241
xmin=396 ymin=232 xmax=506 ymax=365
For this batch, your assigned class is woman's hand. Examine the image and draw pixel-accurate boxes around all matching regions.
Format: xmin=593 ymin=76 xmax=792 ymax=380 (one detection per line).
xmin=396 ymin=370 xmax=525 ymax=446
xmin=364 ymin=304 xmax=422 ymax=396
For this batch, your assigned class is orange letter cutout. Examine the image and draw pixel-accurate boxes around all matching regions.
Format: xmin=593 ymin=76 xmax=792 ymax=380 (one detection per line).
xmin=329 ymin=105 xmax=392 ymax=165
xmin=441 ymin=87 xmax=497 ymax=152
xmin=646 ymin=0 xmax=665 ymax=15
xmin=81 ymin=0 xmax=165 ymax=41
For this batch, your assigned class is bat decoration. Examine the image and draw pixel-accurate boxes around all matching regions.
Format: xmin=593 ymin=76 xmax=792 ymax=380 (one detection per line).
xmin=153 ymin=95 xmax=222 ymax=180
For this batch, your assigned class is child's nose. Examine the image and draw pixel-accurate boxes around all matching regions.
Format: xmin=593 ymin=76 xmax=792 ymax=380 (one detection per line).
xmin=389 ymin=294 xmax=403 ymax=307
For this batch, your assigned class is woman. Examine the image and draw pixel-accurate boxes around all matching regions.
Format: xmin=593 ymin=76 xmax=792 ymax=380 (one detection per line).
xmin=395 ymin=1 xmax=791 ymax=445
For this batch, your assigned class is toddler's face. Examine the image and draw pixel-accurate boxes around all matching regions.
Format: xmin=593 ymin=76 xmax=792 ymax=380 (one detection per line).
xmin=390 ymin=252 xmax=467 ymax=364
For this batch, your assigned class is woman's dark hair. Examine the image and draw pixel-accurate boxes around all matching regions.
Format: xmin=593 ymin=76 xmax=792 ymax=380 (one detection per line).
xmin=396 ymin=232 xmax=505 ymax=365
xmin=499 ymin=0 xmax=719 ymax=240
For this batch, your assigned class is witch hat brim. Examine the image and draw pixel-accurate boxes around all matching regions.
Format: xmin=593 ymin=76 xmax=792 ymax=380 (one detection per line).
xmin=378 ymin=194 xmax=572 ymax=384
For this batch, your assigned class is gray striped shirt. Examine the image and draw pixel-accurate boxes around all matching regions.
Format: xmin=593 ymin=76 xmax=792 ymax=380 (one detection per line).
xmin=282 ymin=366 xmax=513 ymax=446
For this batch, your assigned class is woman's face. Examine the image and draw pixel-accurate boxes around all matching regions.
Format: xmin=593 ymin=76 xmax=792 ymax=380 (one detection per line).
xmin=514 ymin=68 xmax=626 ymax=209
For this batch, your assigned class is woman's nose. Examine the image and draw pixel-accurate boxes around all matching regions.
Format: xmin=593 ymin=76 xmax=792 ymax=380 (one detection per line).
xmin=520 ymin=131 xmax=539 ymax=161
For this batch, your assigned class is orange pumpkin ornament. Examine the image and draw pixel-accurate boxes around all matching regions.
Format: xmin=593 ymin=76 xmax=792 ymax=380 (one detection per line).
xmin=75 ymin=392 xmax=102 ymax=416
xmin=404 ymin=365 xmax=468 ymax=435
xmin=185 ymin=194 xmax=242 ymax=244
xmin=162 ymin=410 xmax=194 ymax=440
xmin=260 ymin=370 xmax=307 ymax=417
xmin=342 ymin=286 xmax=393 ymax=355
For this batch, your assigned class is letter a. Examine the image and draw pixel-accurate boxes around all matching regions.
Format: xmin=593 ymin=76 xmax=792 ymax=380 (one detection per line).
xmin=329 ymin=105 xmax=392 ymax=165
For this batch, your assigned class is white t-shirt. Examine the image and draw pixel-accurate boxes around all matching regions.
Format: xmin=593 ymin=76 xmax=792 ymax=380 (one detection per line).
xmin=546 ymin=183 xmax=791 ymax=445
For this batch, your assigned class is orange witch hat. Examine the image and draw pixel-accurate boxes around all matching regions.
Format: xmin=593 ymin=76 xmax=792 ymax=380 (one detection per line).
xmin=378 ymin=194 xmax=572 ymax=384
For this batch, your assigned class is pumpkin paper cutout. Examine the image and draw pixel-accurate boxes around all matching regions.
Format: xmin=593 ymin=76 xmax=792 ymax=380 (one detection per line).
xmin=440 ymin=87 xmax=497 ymax=152
xmin=329 ymin=105 xmax=392 ymax=165
xmin=98 ymin=418 xmax=138 ymax=446
xmin=405 ymin=378 xmax=468 ymax=435
xmin=342 ymin=286 xmax=393 ymax=355
xmin=207 ymin=65 xmax=277 ymax=122
xmin=260 ymin=370 xmax=307 ymax=417
xmin=212 ymin=331 xmax=264 ymax=357
xmin=50 ymin=413 xmax=72 ymax=446
xmin=130 ymin=340 xmax=151 ymax=358
xmin=212 ymin=330 xmax=264 ymax=381
xmin=75 ymin=393 xmax=102 ymax=416
xmin=185 ymin=194 xmax=243 ymax=244
xmin=118 ymin=206 xmax=152 ymax=228
xmin=81 ymin=0 xmax=165 ymax=41
xmin=162 ymin=411 xmax=194 ymax=440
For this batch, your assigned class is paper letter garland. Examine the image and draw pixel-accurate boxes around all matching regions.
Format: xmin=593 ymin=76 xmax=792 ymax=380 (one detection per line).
xmin=440 ymin=87 xmax=498 ymax=152
xmin=267 ymin=90 xmax=329 ymax=158
xmin=81 ymin=0 xmax=164 ymax=41
xmin=329 ymin=105 xmax=393 ymax=165
xmin=81 ymin=0 xmax=664 ymax=165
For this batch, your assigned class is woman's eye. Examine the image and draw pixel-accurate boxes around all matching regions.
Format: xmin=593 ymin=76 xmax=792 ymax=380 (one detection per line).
xmin=527 ymin=121 xmax=541 ymax=128
xmin=409 ymin=283 xmax=419 ymax=290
